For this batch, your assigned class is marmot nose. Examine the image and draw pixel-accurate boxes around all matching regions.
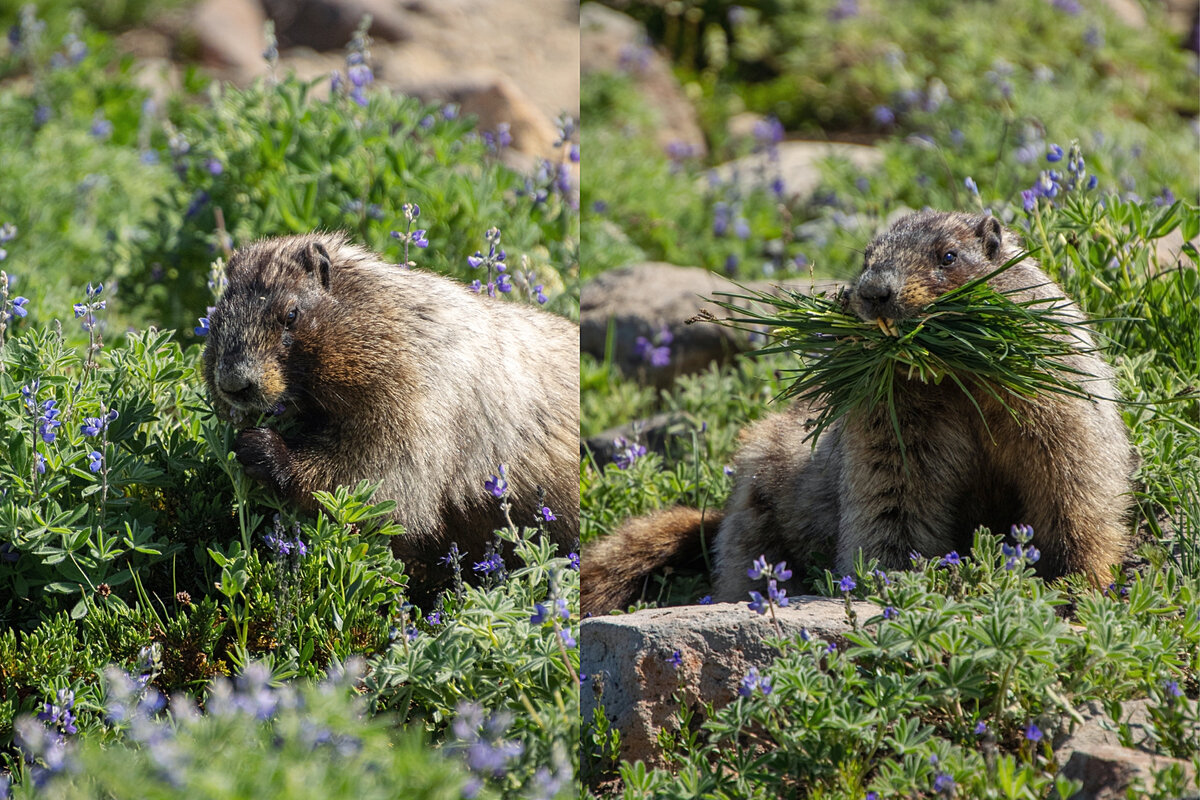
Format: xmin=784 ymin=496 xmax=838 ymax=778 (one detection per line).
xmin=218 ymin=370 xmax=255 ymax=401
xmin=856 ymin=282 xmax=894 ymax=315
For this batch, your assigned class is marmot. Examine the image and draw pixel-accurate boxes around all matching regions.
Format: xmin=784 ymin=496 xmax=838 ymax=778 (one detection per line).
xmin=202 ymin=233 xmax=579 ymax=598
xmin=582 ymin=211 xmax=1134 ymax=615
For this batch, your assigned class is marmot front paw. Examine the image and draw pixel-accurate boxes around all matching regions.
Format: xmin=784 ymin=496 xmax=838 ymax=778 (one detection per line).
xmin=233 ymin=427 xmax=292 ymax=493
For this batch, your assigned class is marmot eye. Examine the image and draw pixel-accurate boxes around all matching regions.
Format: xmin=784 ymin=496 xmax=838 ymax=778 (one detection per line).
xmin=284 ymin=308 xmax=299 ymax=326
xmin=941 ymin=251 xmax=958 ymax=266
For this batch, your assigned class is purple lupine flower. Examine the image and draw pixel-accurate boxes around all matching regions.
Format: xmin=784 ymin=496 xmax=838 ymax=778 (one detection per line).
xmin=828 ymin=0 xmax=859 ymax=20
xmin=37 ymin=688 xmax=79 ymax=735
xmin=712 ymin=202 xmax=731 ymax=237
xmin=530 ymin=603 xmax=548 ymax=625
xmin=88 ymin=451 xmax=103 ymax=473
xmin=1022 ymin=189 xmax=1037 ymax=212
xmin=668 ymin=649 xmax=683 ymax=668
xmin=748 ymin=555 xmax=770 ymax=581
xmin=747 ymin=590 xmax=767 ymax=615
xmin=752 ymin=116 xmax=785 ymax=148
xmin=81 ymin=409 xmax=118 ymax=437
xmin=883 ymin=606 xmax=899 ymax=620
xmin=767 ymin=580 xmax=789 ymax=608
xmin=567 ymin=552 xmax=579 ymax=570
xmin=484 ymin=465 xmax=508 ymax=497
xmin=698 ymin=595 xmax=713 ymax=605
xmin=539 ymin=506 xmax=556 ymax=522
xmin=612 ymin=437 xmax=647 ymax=470
xmin=39 ymin=399 xmax=62 ymax=443
xmin=975 ymin=721 xmax=988 ymax=735
xmin=941 ymin=551 xmax=961 ymax=567
xmin=473 ymin=553 xmax=504 ymax=575
xmin=1024 ymin=722 xmax=1043 ymax=742
xmin=738 ymin=666 xmax=772 ymax=697
xmin=1046 ymin=144 xmax=1064 ymax=162
xmin=9 ymin=296 xmax=28 ymax=318
xmin=964 ymin=177 xmax=978 ymax=195
xmin=838 ymin=575 xmax=856 ymax=593
xmin=90 ymin=113 xmax=113 ymax=140
xmin=872 ymin=105 xmax=896 ymax=126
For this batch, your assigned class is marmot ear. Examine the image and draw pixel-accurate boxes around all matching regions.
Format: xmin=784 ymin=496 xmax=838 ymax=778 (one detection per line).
xmin=975 ymin=216 xmax=1003 ymax=261
xmin=301 ymin=242 xmax=332 ymax=289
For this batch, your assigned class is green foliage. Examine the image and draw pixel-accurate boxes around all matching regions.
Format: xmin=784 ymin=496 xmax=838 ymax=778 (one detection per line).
xmin=6 ymin=663 xmax=473 ymax=799
xmin=597 ymin=532 xmax=1200 ymax=798
xmin=584 ymin=3 xmax=1199 ymax=795
xmin=610 ymin=0 xmax=1196 ymax=150
xmin=2 ymin=8 xmax=579 ymax=797
xmin=368 ymin=526 xmax=579 ymax=798
xmin=131 ymin=73 xmax=578 ymax=328
xmin=1 ymin=10 xmax=577 ymax=337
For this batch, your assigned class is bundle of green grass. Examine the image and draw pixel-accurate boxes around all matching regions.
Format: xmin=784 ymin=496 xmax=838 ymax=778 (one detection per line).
xmin=707 ymin=253 xmax=1107 ymax=448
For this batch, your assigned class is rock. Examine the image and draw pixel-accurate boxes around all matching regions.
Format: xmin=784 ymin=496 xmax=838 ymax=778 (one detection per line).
xmin=581 ymin=599 xmax=874 ymax=767
xmin=584 ymin=412 xmax=703 ymax=465
xmin=1152 ymin=226 xmax=1199 ymax=272
xmin=1055 ymin=699 xmax=1199 ymax=800
xmin=708 ymin=140 xmax=884 ymax=203
xmin=1164 ymin=1 xmax=1199 ymax=52
xmin=176 ymin=0 xmax=578 ymax=151
xmin=579 ymin=262 xmax=840 ymax=387
xmin=388 ymin=69 xmax=562 ymax=159
xmin=261 ymin=0 xmax=411 ymax=51
xmin=726 ymin=111 xmax=768 ymax=146
xmin=187 ymin=0 xmax=269 ymax=78
xmin=1097 ymin=0 xmax=1147 ymax=29
xmin=377 ymin=0 xmax=580 ymax=124
xmin=580 ymin=3 xmax=707 ymax=159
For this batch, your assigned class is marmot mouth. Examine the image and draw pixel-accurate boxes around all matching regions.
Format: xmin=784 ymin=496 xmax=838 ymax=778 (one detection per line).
xmin=876 ymin=317 xmax=900 ymax=337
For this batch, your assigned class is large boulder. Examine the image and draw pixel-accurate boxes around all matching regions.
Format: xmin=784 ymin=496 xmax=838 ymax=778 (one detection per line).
xmin=581 ymin=599 xmax=873 ymax=768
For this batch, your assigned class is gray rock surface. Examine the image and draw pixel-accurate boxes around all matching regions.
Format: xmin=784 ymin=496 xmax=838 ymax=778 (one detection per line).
xmin=708 ymin=140 xmax=884 ymax=203
xmin=1056 ymin=699 xmax=1199 ymax=799
xmin=580 ymin=3 xmax=707 ymax=158
xmin=582 ymin=599 xmax=873 ymax=766
xmin=583 ymin=412 xmax=703 ymax=465
xmin=580 ymin=261 xmax=840 ymax=386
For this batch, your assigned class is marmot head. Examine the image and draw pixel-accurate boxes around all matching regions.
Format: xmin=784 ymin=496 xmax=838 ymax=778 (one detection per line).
xmin=202 ymin=233 xmax=346 ymax=418
xmin=849 ymin=211 xmax=1008 ymax=324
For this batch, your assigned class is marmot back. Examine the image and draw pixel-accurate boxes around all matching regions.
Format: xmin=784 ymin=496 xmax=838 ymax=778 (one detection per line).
xmin=582 ymin=211 xmax=1134 ymax=615
xmin=203 ymin=233 xmax=579 ymax=600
